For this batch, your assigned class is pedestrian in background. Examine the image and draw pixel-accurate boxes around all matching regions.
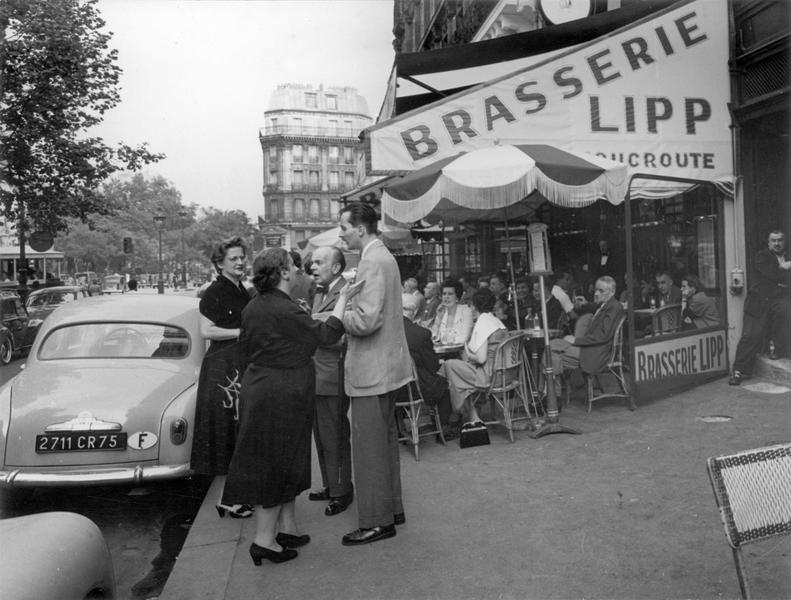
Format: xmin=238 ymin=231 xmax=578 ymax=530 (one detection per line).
xmin=190 ymin=236 xmax=253 ymax=519
xmin=221 ymin=247 xmax=361 ymax=565
xmin=308 ymin=246 xmax=354 ymax=517
xmin=288 ymin=249 xmax=316 ymax=310
xmin=338 ymin=202 xmax=412 ymax=547
xmin=730 ymin=229 xmax=791 ymax=384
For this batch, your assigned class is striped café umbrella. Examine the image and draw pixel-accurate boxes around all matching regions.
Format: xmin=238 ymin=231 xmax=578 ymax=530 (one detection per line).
xmin=380 ymin=144 xmax=628 ymax=226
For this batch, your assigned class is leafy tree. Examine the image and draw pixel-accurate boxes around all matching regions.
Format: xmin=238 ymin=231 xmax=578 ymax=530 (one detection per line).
xmin=0 ymin=0 xmax=163 ymax=283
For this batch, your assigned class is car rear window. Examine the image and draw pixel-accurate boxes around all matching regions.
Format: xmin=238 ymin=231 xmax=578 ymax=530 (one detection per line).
xmin=38 ymin=322 xmax=191 ymax=360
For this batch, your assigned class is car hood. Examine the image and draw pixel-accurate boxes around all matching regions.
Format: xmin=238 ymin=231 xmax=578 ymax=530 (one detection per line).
xmin=5 ymin=360 xmax=198 ymax=466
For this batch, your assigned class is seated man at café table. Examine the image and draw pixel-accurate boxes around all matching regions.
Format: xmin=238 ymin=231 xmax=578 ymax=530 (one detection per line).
xmin=680 ymin=274 xmax=721 ymax=330
xmin=440 ymin=288 xmax=507 ymax=428
xmin=400 ymin=294 xmax=457 ymax=439
xmin=654 ymin=271 xmax=682 ymax=306
xmin=416 ymin=281 xmax=441 ymax=327
xmin=431 ymin=278 xmax=474 ymax=345
xmin=547 ymin=276 xmax=623 ymax=377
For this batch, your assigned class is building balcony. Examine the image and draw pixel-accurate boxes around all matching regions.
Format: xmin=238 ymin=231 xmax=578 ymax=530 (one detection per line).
xmin=259 ymin=125 xmax=360 ymax=139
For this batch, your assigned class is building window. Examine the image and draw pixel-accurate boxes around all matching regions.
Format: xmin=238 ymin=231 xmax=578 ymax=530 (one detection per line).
xmin=292 ymin=170 xmax=303 ymax=190
xmin=307 ymin=145 xmax=318 ymax=162
xmin=309 ymin=170 xmax=319 ymax=188
xmin=269 ymin=199 xmax=280 ymax=220
xmin=292 ymin=144 xmax=303 ymax=163
xmin=329 ymin=171 xmax=339 ymax=191
xmin=293 ymin=198 xmax=305 ymax=219
xmin=328 ymin=146 xmax=339 ymax=163
xmin=326 ymin=95 xmax=337 ymax=109
xmin=309 ymin=199 xmax=320 ymax=219
xmin=320 ymin=198 xmax=331 ymax=220
xmin=270 ymin=117 xmax=278 ymax=131
xmin=269 ymin=171 xmax=278 ymax=186
xmin=344 ymin=120 xmax=353 ymax=136
xmin=269 ymin=146 xmax=277 ymax=160
xmin=344 ymin=171 xmax=355 ymax=189
xmin=292 ymin=117 xmax=302 ymax=133
xmin=343 ymin=146 xmax=353 ymax=164
xmin=305 ymin=92 xmax=317 ymax=108
xmin=295 ymin=229 xmax=306 ymax=242
xmin=328 ymin=120 xmax=338 ymax=136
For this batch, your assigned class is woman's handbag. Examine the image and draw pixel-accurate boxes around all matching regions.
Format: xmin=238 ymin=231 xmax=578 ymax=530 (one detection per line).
xmin=459 ymin=420 xmax=490 ymax=448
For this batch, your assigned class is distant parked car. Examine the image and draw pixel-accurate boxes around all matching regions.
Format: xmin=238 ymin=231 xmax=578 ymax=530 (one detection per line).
xmin=0 ymin=511 xmax=116 ymax=600
xmin=0 ymin=294 xmax=203 ymax=493
xmin=25 ymin=285 xmax=89 ymax=322
xmin=0 ymin=290 xmax=39 ymax=364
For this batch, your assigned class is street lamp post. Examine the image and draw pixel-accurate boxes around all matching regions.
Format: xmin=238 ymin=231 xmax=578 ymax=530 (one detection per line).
xmin=178 ymin=208 xmax=189 ymax=288
xmin=153 ymin=213 xmax=166 ymax=294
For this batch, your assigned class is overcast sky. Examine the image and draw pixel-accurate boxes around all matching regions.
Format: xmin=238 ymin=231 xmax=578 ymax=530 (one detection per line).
xmin=94 ymin=0 xmax=395 ymax=220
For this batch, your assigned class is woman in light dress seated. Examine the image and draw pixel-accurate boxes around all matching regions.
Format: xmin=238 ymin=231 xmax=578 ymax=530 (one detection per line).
xmin=440 ymin=288 xmax=507 ymax=427
xmin=431 ymin=278 xmax=474 ymax=345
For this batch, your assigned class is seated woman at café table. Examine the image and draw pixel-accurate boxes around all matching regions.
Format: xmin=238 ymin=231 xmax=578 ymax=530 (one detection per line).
xmin=440 ymin=288 xmax=507 ymax=427
xmin=680 ymin=274 xmax=721 ymax=329
xmin=431 ymin=278 xmax=474 ymax=345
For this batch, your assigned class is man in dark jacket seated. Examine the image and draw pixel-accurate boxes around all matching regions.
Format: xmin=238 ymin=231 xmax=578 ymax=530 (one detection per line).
xmin=400 ymin=294 xmax=457 ymax=439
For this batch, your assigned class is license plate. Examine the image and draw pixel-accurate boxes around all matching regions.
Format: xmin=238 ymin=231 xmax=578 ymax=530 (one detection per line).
xmin=35 ymin=432 xmax=127 ymax=453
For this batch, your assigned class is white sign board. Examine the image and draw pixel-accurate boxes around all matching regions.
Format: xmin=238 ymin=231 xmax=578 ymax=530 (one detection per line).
xmin=367 ymin=0 xmax=732 ymax=191
xmin=635 ymin=329 xmax=727 ymax=383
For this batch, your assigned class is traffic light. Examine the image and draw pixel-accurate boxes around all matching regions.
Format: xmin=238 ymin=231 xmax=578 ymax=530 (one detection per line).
xmin=123 ymin=237 xmax=133 ymax=253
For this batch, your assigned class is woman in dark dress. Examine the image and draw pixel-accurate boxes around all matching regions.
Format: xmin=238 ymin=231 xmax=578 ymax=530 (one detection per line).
xmin=221 ymin=247 xmax=361 ymax=565
xmin=190 ymin=236 xmax=253 ymax=518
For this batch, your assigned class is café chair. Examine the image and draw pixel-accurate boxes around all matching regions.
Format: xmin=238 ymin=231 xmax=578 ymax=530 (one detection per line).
xmin=653 ymin=303 xmax=682 ymax=334
xmin=564 ymin=314 xmax=635 ymax=412
xmin=395 ymin=360 xmax=445 ymax=461
xmin=706 ymin=443 xmax=791 ymax=599
xmin=470 ymin=331 xmax=532 ymax=442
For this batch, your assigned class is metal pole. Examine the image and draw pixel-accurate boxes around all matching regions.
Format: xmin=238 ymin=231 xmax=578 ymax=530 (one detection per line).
xmin=157 ymin=229 xmax=164 ymax=295
xmin=180 ymin=222 xmax=187 ymax=288
xmin=528 ymin=273 xmax=580 ymax=438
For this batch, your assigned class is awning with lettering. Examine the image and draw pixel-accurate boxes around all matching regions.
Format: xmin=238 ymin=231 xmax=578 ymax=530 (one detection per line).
xmin=366 ymin=0 xmax=733 ymax=199
xmin=381 ymin=0 xmax=676 ymax=121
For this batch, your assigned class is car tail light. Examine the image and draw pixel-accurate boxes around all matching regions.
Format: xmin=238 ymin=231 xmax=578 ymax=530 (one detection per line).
xmin=170 ymin=418 xmax=188 ymax=445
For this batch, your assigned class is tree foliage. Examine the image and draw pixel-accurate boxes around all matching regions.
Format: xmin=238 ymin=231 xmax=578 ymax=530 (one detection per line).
xmin=0 ymin=0 xmax=163 ymax=237
xmin=55 ymin=174 xmax=257 ymax=280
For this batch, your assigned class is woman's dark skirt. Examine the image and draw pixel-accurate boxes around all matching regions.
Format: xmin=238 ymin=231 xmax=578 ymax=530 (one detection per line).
xmin=222 ymin=363 xmax=316 ymax=508
xmin=190 ymin=339 xmax=242 ymax=476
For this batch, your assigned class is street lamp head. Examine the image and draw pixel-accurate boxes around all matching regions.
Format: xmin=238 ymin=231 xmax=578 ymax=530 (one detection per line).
xmin=178 ymin=209 xmax=189 ymax=219
xmin=153 ymin=213 xmax=166 ymax=228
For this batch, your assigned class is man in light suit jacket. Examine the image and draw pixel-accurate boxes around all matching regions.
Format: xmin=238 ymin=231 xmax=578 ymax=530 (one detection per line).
xmin=338 ymin=202 xmax=412 ymax=547
xmin=548 ymin=276 xmax=624 ymax=375
xmin=308 ymin=246 xmax=353 ymax=516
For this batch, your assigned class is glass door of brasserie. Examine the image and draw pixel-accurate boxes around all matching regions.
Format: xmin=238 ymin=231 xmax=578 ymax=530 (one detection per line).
xmin=624 ymin=176 xmax=729 ymax=399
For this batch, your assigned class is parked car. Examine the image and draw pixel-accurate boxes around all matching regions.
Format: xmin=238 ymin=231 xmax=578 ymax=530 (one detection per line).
xmin=0 ymin=294 xmax=203 ymax=493
xmin=0 ymin=511 xmax=116 ymax=599
xmin=0 ymin=290 xmax=40 ymax=364
xmin=24 ymin=285 xmax=89 ymax=322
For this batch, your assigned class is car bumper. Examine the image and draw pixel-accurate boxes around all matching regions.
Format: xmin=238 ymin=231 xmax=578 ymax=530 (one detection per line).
xmin=0 ymin=462 xmax=192 ymax=487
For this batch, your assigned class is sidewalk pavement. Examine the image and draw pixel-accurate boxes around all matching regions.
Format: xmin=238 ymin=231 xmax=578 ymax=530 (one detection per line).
xmin=161 ymin=374 xmax=791 ymax=600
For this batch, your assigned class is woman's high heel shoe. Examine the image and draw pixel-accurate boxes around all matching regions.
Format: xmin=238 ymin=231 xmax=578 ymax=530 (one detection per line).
xmin=249 ymin=543 xmax=298 ymax=565
xmin=216 ymin=503 xmax=254 ymax=519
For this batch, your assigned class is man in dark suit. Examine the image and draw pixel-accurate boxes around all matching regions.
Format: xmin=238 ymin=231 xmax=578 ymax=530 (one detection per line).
xmin=654 ymin=270 xmax=682 ymax=306
xmin=307 ymin=246 xmax=354 ymax=515
xmin=548 ymin=276 xmax=623 ymax=375
xmin=339 ymin=203 xmax=412 ymax=546
xmin=730 ymin=230 xmax=791 ymax=384
xmin=401 ymin=294 xmax=454 ymax=437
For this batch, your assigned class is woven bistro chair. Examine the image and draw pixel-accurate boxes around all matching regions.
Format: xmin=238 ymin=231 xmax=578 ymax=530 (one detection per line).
xmin=470 ymin=331 xmax=532 ymax=442
xmin=395 ymin=360 xmax=446 ymax=461
xmin=563 ymin=314 xmax=635 ymax=412
xmin=653 ymin=303 xmax=682 ymax=334
xmin=707 ymin=443 xmax=791 ymax=599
